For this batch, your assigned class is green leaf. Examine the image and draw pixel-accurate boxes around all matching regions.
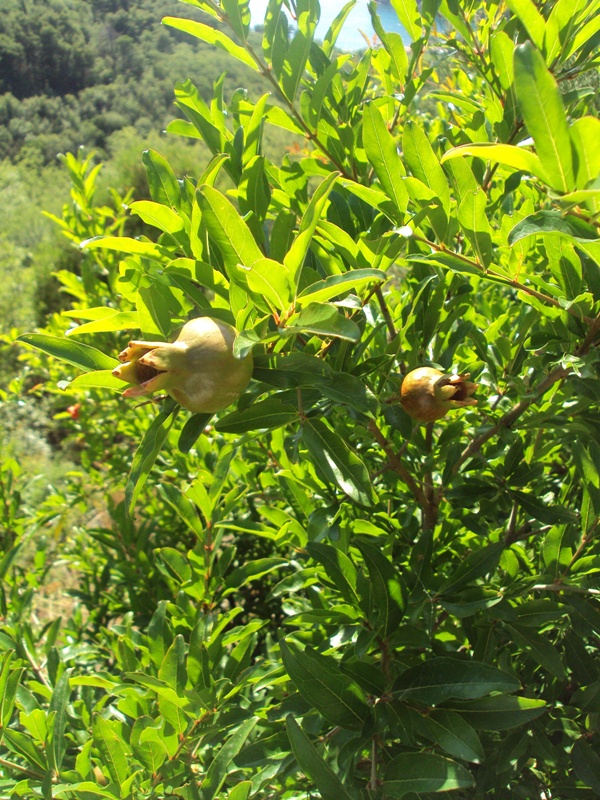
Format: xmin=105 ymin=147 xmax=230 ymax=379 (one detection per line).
xmin=510 ymin=489 xmax=578 ymax=524
xmin=403 ymin=121 xmax=450 ymax=214
xmin=362 ymin=103 xmax=408 ymax=222
xmin=17 ymin=334 xmax=118 ymax=372
xmin=200 ymin=718 xmax=258 ymax=800
xmin=383 ymin=752 xmax=474 ymax=798
xmin=393 ymin=657 xmax=519 ymax=704
xmin=197 ymin=184 xmax=263 ymax=281
xmin=419 ymin=710 xmax=485 ymax=764
xmin=66 ymin=310 xmax=140 ymax=336
xmin=508 ymin=210 xmax=599 ymax=245
xmin=389 ymin=0 xmax=422 ymax=41
xmin=302 ymin=418 xmax=375 ymax=506
xmin=221 ymin=0 xmax=250 ymax=41
xmin=505 ymin=0 xmax=546 ymax=50
xmin=458 ymin=188 xmax=493 ymax=267
xmin=225 ymin=557 xmax=287 ymax=589
xmin=246 ymin=258 xmax=294 ymax=313
xmin=441 ymin=142 xmax=547 ymax=183
xmin=504 ymin=624 xmax=566 ymax=680
xmin=297 ymin=268 xmax=386 ymax=307
xmin=178 ymin=412 xmax=212 ymax=454
xmin=284 ymin=171 xmax=340 ymax=286
xmin=323 ymin=1 xmax=357 ymax=57
xmin=82 ymin=235 xmax=166 ymax=257
xmin=356 ymin=540 xmax=405 ymax=635
xmin=216 ymin=397 xmax=298 ymax=433
xmin=2 ymin=729 xmax=47 ymax=770
xmin=447 ymin=695 xmax=546 ymax=730
xmin=47 ymin=670 xmax=70 ymax=773
xmin=306 ymin=542 xmax=359 ymax=606
xmin=571 ymin=739 xmax=600 ymax=793
xmin=280 ymin=639 xmax=372 ymax=730
xmin=279 ymin=0 xmax=319 ymax=102
xmin=369 ymin=3 xmax=408 ymax=84
xmin=125 ymin=399 xmax=180 ymax=515
xmin=93 ymin=714 xmax=130 ymax=789
xmin=285 ymin=302 xmax=361 ymax=342
xmin=142 ymin=148 xmax=182 ymax=209
xmin=163 ymin=17 xmax=258 ymax=71
xmin=286 ymin=716 xmax=354 ymax=800
xmin=0 ymin=652 xmax=22 ymax=729
xmin=514 ymin=42 xmax=575 ymax=192
xmin=129 ymin=201 xmax=185 ymax=236
xmin=439 ymin=543 xmax=504 ymax=594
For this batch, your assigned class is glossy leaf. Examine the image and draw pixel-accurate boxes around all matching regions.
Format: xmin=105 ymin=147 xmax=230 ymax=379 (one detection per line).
xmin=394 ymin=657 xmax=519 ymax=704
xmin=163 ymin=17 xmax=258 ymax=71
xmin=302 ymin=418 xmax=375 ymax=506
xmin=286 ymin=716 xmax=354 ymax=800
xmin=362 ymin=103 xmax=408 ymax=221
xmin=514 ymin=42 xmax=575 ymax=192
xmin=216 ymin=397 xmax=298 ymax=434
xmin=17 ymin=334 xmax=118 ymax=372
xmin=280 ymin=639 xmax=372 ymax=730
xmin=383 ymin=752 xmax=474 ymax=797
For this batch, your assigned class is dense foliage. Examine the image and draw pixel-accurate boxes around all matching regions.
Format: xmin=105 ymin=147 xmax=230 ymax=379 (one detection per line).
xmin=2 ymin=0 xmax=600 ymax=798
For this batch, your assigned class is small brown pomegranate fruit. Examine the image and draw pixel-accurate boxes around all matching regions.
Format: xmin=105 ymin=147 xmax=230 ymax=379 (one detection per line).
xmin=400 ymin=367 xmax=478 ymax=422
xmin=112 ymin=317 xmax=253 ymax=413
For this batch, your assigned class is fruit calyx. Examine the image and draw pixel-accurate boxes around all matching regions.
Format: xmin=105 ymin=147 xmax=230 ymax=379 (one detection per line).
xmin=400 ymin=366 xmax=478 ymax=422
xmin=112 ymin=316 xmax=253 ymax=413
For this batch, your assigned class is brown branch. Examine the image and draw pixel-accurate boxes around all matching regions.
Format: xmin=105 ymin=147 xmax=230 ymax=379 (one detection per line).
xmin=450 ymin=364 xmax=570 ymax=479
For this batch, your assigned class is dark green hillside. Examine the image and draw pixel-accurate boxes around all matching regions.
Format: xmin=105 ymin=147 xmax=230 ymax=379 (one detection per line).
xmin=0 ymin=0 xmax=269 ymax=162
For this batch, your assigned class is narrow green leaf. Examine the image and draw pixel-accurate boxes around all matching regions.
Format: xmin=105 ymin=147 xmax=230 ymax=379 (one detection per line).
xmin=221 ymin=0 xmax=250 ymax=41
xmin=178 ymin=413 xmax=212 ymax=454
xmin=197 ymin=184 xmax=264 ymax=286
xmin=297 ymin=268 xmax=386 ymax=307
xmin=514 ymin=42 xmax=575 ymax=192
xmin=303 ymin=418 xmax=375 ymax=506
xmin=0 ymin=653 xmax=22 ymax=729
xmin=369 ymin=3 xmax=408 ymax=83
xmin=286 ymin=716 xmax=354 ymax=800
xmin=419 ymin=710 xmax=485 ymax=764
xmin=323 ymin=1 xmax=357 ymax=57
xmin=17 ymin=334 xmax=118 ymax=372
xmin=403 ymin=121 xmax=450 ymax=214
xmin=129 ymin=201 xmax=185 ymax=236
xmin=200 ymin=718 xmax=258 ymax=800
xmin=509 ymin=210 xmax=599 ymax=245
xmin=362 ymin=103 xmax=407 ymax=222
xmin=93 ymin=714 xmax=130 ymax=788
xmin=142 ymin=149 xmax=182 ymax=209
xmin=285 ymin=302 xmax=361 ymax=342
xmin=441 ymin=142 xmax=547 ymax=183
xmin=280 ymin=0 xmax=319 ymax=102
xmin=2 ymin=729 xmax=47 ymax=771
xmin=284 ymin=171 xmax=340 ymax=286
xmin=447 ymin=695 xmax=546 ymax=730
xmin=59 ymin=369 xmax=128 ymax=393
xmin=225 ymin=557 xmax=287 ymax=589
xmin=505 ymin=0 xmax=546 ymax=50
xmin=458 ymin=188 xmax=493 ymax=267
xmin=572 ymin=739 xmax=600 ymax=793
xmin=504 ymin=625 xmax=566 ymax=680
xmin=66 ymin=310 xmax=140 ymax=336
xmin=356 ymin=540 xmax=405 ymax=635
xmin=394 ymin=657 xmax=519 ymax=704
xmin=125 ymin=399 xmax=180 ymax=515
xmin=389 ymin=0 xmax=422 ymax=41
xmin=306 ymin=542 xmax=359 ymax=606
xmin=216 ymin=397 xmax=298 ymax=433
xmin=280 ymin=639 xmax=372 ymax=730
xmin=163 ymin=17 xmax=259 ymax=71
xmin=246 ymin=258 xmax=294 ymax=313
xmin=511 ymin=489 xmax=578 ymax=524
xmin=439 ymin=543 xmax=504 ymax=594
xmin=82 ymin=235 xmax=166 ymax=257
xmin=383 ymin=752 xmax=474 ymax=798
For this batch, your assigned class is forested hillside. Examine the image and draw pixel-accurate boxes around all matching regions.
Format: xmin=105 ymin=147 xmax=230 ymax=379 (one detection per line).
xmin=0 ymin=0 xmax=289 ymax=333
xmin=0 ymin=0 xmax=270 ymax=163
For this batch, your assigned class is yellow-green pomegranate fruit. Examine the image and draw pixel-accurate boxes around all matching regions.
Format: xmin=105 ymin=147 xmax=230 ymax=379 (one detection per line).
xmin=400 ymin=367 xmax=478 ymax=422
xmin=112 ymin=317 xmax=253 ymax=413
